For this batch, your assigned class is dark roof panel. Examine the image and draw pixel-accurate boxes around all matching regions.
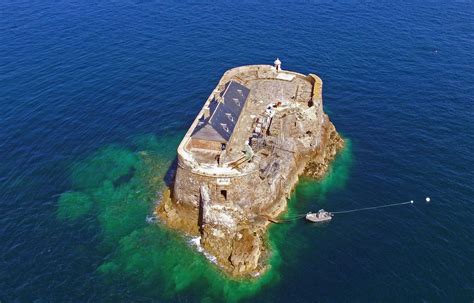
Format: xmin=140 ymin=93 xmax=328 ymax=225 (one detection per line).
xmin=191 ymin=123 xmax=226 ymax=142
xmin=220 ymin=81 xmax=250 ymax=119
xmin=191 ymin=80 xmax=250 ymax=143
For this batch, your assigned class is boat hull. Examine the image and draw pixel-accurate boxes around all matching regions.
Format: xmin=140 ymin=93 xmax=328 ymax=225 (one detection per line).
xmin=305 ymin=212 xmax=333 ymax=223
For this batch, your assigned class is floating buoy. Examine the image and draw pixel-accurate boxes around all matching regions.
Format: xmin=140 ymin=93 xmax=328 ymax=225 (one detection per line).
xmin=426 ymin=197 xmax=431 ymax=202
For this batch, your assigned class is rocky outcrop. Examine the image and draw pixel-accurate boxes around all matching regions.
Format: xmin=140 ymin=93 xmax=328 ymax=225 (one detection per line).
xmin=201 ymin=225 xmax=266 ymax=276
xmin=303 ymin=121 xmax=345 ymax=179
xmin=157 ymin=188 xmax=200 ymax=235
xmin=155 ymin=65 xmax=344 ymax=279
xmin=157 ymin=118 xmax=344 ymax=279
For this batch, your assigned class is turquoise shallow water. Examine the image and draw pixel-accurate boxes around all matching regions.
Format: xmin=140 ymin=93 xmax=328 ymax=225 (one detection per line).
xmin=1 ymin=1 xmax=473 ymax=302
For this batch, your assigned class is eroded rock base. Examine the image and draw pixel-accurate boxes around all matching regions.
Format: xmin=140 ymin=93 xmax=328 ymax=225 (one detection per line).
xmin=157 ymin=120 xmax=344 ymax=278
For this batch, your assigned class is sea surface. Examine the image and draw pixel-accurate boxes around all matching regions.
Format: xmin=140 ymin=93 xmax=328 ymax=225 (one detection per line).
xmin=1 ymin=1 xmax=473 ymax=302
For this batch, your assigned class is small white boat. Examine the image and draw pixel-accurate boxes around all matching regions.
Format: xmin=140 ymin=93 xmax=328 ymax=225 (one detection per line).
xmin=305 ymin=209 xmax=333 ymax=223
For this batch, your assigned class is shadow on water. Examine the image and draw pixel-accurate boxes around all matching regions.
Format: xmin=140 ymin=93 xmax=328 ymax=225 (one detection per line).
xmin=56 ymin=134 xmax=353 ymax=302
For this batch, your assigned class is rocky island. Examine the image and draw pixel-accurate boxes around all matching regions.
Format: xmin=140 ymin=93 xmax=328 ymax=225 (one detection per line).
xmin=157 ymin=60 xmax=344 ymax=278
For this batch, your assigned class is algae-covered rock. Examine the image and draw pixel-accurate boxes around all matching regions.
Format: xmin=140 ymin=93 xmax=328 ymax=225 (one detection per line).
xmin=57 ymin=191 xmax=93 ymax=220
xmin=71 ymin=146 xmax=140 ymax=190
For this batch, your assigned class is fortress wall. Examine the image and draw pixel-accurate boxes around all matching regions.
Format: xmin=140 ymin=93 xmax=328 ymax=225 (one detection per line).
xmin=173 ymin=164 xmax=280 ymax=212
xmin=159 ymin=65 xmax=344 ymax=277
xmin=221 ymin=65 xmax=313 ymax=84
xmin=309 ymin=74 xmax=323 ymax=103
xmin=174 ymin=67 xmax=326 ymax=213
xmin=174 ymin=116 xmax=327 ymax=219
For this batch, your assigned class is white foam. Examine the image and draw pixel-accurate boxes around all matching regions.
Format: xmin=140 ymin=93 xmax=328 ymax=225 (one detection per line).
xmin=188 ymin=236 xmax=217 ymax=264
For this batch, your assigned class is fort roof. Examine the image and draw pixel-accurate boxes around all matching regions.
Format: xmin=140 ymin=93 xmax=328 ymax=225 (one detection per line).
xmin=177 ymin=64 xmax=320 ymax=171
xmin=191 ymin=80 xmax=250 ymax=143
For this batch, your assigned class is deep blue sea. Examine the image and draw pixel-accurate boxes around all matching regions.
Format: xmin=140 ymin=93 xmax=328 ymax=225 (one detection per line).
xmin=1 ymin=1 xmax=473 ymax=302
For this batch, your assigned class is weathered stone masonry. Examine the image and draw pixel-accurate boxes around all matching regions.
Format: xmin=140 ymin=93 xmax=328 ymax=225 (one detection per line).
xmin=157 ymin=62 xmax=344 ymax=277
